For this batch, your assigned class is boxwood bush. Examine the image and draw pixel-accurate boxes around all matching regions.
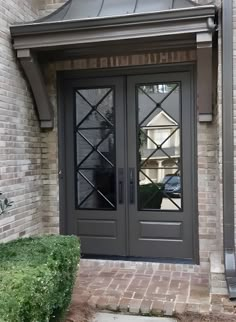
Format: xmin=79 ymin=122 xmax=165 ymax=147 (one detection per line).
xmin=0 ymin=235 xmax=80 ymax=322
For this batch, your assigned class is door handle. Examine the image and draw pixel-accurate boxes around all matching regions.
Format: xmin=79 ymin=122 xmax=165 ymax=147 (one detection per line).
xmin=118 ymin=168 xmax=124 ymax=204
xmin=129 ymin=168 xmax=135 ymax=204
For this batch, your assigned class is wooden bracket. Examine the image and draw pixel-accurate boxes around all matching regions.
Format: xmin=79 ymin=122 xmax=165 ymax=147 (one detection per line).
xmin=17 ymin=49 xmax=54 ymax=129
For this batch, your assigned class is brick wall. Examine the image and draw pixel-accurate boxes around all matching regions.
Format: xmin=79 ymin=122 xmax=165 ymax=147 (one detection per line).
xmin=215 ymin=0 xmax=223 ymax=253
xmin=41 ymin=65 xmax=59 ymax=234
xmin=198 ymin=121 xmax=219 ymax=269
xmin=0 ymin=0 xmax=43 ymax=241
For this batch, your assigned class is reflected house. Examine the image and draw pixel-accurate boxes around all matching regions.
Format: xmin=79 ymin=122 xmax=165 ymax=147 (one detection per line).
xmin=138 ymin=84 xmax=181 ymax=209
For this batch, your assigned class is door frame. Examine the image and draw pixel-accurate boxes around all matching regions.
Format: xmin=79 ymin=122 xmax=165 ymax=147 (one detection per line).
xmin=57 ymin=63 xmax=199 ymax=264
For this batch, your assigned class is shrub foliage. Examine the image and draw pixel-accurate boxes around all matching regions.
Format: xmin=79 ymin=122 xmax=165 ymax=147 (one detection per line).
xmin=0 ymin=235 xmax=80 ymax=322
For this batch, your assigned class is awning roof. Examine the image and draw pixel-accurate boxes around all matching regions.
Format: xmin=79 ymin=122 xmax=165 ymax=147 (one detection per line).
xmin=37 ymin=0 xmax=198 ymax=23
xmin=10 ymin=0 xmax=217 ymax=129
xmin=11 ymin=0 xmax=215 ymax=39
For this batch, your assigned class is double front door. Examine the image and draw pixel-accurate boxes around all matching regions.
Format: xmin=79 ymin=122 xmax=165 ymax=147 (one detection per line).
xmin=63 ymin=71 xmax=195 ymax=261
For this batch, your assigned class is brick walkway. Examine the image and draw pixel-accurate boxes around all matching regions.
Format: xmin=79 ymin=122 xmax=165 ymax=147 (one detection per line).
xmin=71 ymin=259 xmax=236 ymax=317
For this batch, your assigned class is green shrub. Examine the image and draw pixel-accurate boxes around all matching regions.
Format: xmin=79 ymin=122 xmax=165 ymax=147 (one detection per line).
xmin=0 ymin=235 xmax=80 ymax=322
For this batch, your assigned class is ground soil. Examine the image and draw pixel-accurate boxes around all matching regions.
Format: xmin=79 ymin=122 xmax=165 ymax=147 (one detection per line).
xmin=176 ymin=312 xmax=236 ymax=321
xmin=64 ymin=304 xmax=236 ymax=322
xmin=65 ymin=302 xmax=95 ymax=322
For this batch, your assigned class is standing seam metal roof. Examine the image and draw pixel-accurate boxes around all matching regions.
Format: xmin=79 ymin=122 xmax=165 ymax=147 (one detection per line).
xmin=37 ymin=0 xmax=200 ymax=23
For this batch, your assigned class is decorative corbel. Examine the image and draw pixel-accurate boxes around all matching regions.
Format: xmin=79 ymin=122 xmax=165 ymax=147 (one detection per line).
xmin=197 ymin=32 xmax=213 ymax=122
xmin=17 ymin=49 xmax=54 ymax=129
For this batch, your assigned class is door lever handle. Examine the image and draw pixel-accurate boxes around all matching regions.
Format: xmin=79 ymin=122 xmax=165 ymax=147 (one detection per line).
xmin=118 ymin=168 xmax=124 ymax=204
xmin=129 ymin=168 xmax=135 ymax=204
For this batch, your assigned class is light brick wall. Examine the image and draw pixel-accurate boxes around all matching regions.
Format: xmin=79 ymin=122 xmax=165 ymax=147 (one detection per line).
xmin=215 ymin=0 xmax=223 ymax=253
xmin=0 ymin=0 xmax=43 ymax=241
xmin=41 ymin=65 xmax=59 ymax=234
xmin=198 ymin=121 xmax=219 ymax=269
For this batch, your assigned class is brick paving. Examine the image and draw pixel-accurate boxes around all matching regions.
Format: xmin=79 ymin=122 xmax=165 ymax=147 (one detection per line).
xmin=71 ymin=259 xmax=236 ymax=317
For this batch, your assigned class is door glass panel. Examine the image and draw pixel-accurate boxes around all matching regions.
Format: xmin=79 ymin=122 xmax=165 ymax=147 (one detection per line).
xmin=75 ymin=87 xmax=116 ymax=210
xmin=137 ymin=83 xmax=182 ymax=211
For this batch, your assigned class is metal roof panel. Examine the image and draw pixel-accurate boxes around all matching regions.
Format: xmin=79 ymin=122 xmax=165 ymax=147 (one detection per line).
xmin=173 ymin=0 xmax=197 ymax=9
xmin=37 ymin=1 xmax=71 ymax=22
xmin=35 ymin=0 xmax=199 ymax=23
xmin=99 ymin=0 xmax=136 ymax=17
xmin=65 ymin=0 xmax=103 ymax=19
xmin=135 ymin=0 xmax=173 ymax=13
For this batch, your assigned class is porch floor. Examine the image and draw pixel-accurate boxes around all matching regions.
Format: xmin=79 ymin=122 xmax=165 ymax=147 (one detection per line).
xmin=70 ymin=259 xmax=236 ymax=317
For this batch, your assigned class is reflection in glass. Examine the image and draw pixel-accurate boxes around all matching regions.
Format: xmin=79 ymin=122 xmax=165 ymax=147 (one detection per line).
xmin=137 ymin=83 xmax=182 ymax=211
xmin=78 ymin=169 xmax=115 ymax=209
xmin=75 ymin=88 xmax=116 ymax=210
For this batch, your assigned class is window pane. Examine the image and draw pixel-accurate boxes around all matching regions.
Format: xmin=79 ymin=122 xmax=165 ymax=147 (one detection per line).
xmin=137 ymin=83 xmax=182 ymax=211
xmin=75 ymin=88 xmax=116 ymax=210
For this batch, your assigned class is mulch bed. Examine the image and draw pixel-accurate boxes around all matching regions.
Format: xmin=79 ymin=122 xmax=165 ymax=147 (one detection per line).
xmin=65 ymin=302 xmax=95 ymax=322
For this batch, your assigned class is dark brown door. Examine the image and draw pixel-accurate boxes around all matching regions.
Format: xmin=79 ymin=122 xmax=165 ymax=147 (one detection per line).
xmin=64 ymin=77 xmax=127 ymax=256
xmin=63 ymin=71 xmax=195 ymax=260
xmin=127 ymin=73 xmax=194 ymax=259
